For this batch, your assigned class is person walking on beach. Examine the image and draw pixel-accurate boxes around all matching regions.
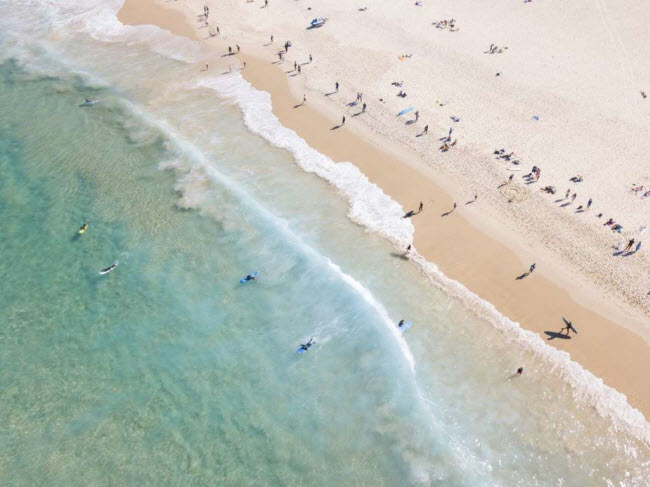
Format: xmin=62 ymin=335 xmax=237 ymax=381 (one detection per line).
xmin=228 ymin=46 xmax=232 ymax=54
xmin=270 ymin=34 xmax=274 ymax=43
xmin=587 ymin=198 xmax=592 ymax=210
xmin=341 ymin=116 xmax=346 ymax=126
xmin=405 ymin=244 xmax=412 ymax=256
xmin=236 ymin=45 xmax=240 ymax=53
xmin=415 ymin=110 xmax=419 ymax=121
xmin=423 ymin=125 xmax=429 ymax=135
xmin=529 ymin=263 xmax=536 ymax=273
xmin=309 ymin=54 xmax=313 ymax=63
xmin=265 ymin=0 xmax=269 ymax=7
xmin=624 ymin=238 xmax=635 ymax=252
xmin=560 ymin=319 xmax=576 ymax=336
xmin=517 ymin=367 xmax=523 ymax=375
xmin=418 ymin=202 xmax=423 ymax=213
xmin=362 ymin=102 xmax=367 ymax=112
xmin=335 ymin=81 xmax=339 ymax=92
xmin=298 ymin=65 xmax=301 ymax=74
xmin=303 ymin=94 xmax=306 ymax=104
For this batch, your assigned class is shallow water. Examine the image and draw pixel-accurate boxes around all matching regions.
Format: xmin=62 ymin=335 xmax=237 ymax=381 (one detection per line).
xmin=0 ymin=1 xmax=648 ymax=486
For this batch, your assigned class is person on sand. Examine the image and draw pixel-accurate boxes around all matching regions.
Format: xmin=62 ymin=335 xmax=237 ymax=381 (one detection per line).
xmin=405 ymin=244 xmax=412 ymax=255
xmin=529 ymin=263 xmax=536 ymax=273
xmin=309 ymin=54 xmax=313 ymax=63
xmin=228 ymin=46 xmax=232 ymax=54
xmin=362 ymin=102 xmax=367 ymax=112
xmin=294 ymin=61 xmax=297 ymax=71
xmin=270 ymin=34 xmax=274 ymax=43
xmin=624 ymin=238 xmax=635 ymax=252
xmin=236 ymin=45 xmax=240 ymax=53
xmin=298 ymin=65 xmax=301 ymax=74
xmin=424 ymin=125 xmax=429 ymax=135
xmin=415 ymin=110 xmax=419 ymax=121
xmin=517 ymin=367 xmax=523 ymax=375
xmin=418 ymin=202 xmax=423 ymax=213
xmin=559 ymin=320 xmax=576 ymax=335
xmin=303 ymin=94 xmax=306 ymax=104
xmin=341 ymin=116 xmax=346 ymax=126
xmin=335 ymin=81 xmax=339 ymax=92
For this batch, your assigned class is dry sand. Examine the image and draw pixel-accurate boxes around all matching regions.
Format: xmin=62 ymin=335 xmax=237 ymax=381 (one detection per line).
xmin=118 ymin=0 xmax=650 ymax=417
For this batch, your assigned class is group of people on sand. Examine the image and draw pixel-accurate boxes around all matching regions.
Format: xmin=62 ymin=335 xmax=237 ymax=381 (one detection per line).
xmin=484 ymin=44 xmax=508 ymax=54
xmin=492 ymin=143 xmax=647 ymax=258
xmin=432 ymin=19 xmax=458 ymax=31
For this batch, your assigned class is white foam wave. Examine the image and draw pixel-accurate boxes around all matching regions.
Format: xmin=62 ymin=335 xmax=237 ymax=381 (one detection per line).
xmin=409 ymin=252 xmax=650 ymax=444
xmin=193 ymin=71 xmax=650 ymax=444
xmin=195 ymin=74 xmax=415 ymax=249
xmin=328 ymin=261 xmax=416 ymax=371
xmin=114 ymin=97 xmax=419 ymax=373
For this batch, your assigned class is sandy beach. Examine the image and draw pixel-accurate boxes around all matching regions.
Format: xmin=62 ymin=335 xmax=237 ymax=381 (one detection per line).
xmin=118 ymin=0 xmax=650 ymax=418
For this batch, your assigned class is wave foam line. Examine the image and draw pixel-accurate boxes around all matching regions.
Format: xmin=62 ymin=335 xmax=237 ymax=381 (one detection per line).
xmin=117 ymin=100 xmax=417 ymax=373
xmin=197 ymin=72 xmax=650 ymax=445
xmin=195 ymin=74 xmax=414 ymax=248
xmin=410 ymin=252 xmax=650 ymax=445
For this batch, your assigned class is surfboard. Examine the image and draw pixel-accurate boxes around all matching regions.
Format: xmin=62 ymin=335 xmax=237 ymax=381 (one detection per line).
xmin=399 ymin=321 xmax=413 ymax=332
xmin=239 ymin=271 xmax=259 ymax=283
xmin=563 ymin=317 xmax=578 ymax=334
xmin=78 ymin=220 xmax=89 ymax=234
xmin=397 ymin=106 xmax=414 ymax=116
xmin=296 ymin=346 xmax=309 ymax=354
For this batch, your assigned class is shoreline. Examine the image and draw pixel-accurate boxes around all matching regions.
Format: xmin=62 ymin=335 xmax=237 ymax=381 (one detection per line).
xmin=117 ymin=1 xmax=650 ymax=418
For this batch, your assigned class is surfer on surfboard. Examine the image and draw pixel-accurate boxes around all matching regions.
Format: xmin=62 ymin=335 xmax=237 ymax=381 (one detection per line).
xmin=298 ymin=338 xmax=315 ymax=353
xmin=99 ymin=261 xmax=118 ymax=275
xmin=78 ymin=219 xmax=90 ymax=234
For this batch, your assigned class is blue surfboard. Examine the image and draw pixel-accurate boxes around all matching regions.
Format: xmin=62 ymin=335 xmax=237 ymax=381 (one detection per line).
xmin=239 ymin=271 xmax=259 ymax=283
xmin=397 ymin=106 xmax=414 ymax=116
xmin=296 ymin=346 xmax=308 ymax=354
xmin=399 ymin=321 xmax=413 ymax=332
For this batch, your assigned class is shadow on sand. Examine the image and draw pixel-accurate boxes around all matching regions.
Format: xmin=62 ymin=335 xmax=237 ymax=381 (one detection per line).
xmin=544 ymin=331 xmax=571 ymax=340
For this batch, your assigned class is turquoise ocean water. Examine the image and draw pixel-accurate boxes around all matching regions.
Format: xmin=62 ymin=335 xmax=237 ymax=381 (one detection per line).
xmin=0 ymin=1 xmax=648 ymax=485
